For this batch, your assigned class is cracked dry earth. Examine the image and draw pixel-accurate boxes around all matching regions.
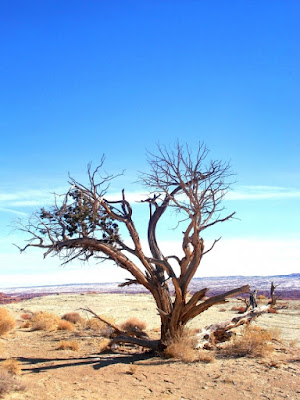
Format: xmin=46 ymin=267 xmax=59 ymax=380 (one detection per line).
xmin=2 ymin=294 xmax=300 ymax=400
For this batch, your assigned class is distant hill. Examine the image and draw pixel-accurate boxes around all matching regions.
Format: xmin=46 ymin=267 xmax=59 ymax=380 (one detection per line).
xmin=1 ymin=273 xmax=299 ymax=303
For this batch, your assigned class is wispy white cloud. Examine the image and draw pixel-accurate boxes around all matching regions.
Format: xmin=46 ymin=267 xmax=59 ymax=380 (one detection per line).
xmin=227 ymin=186 xmax=300 ymax=201
xmin=1 ymin=184 xmax=299 ymax=218
xmin=0 ymin=187 xmax=67 ymax=212
xmin=106 ymin=185 xmax=300 ymax=202
xmin=104 ymin=191 xmax=149 ymax=202
xmin=0 ymin=207 xmax=28 ymax=216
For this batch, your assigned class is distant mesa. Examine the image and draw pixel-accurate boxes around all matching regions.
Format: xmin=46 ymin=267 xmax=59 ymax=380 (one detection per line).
xmin=1 ymin=273 xmax=299 ymax=304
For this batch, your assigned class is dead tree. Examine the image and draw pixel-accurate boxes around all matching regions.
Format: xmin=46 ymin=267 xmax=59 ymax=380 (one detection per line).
xmin=269 ymin=281 xmax=279 ymax=306
xmin=249 ymin=289 xmax=258 ymax=309
xmin=17 ymin=143 xmax=250 ymax=349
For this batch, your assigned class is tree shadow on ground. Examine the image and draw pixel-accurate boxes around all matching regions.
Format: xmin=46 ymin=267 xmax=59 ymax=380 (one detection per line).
xmin=13 ymin=351 xmax=156 ymax=374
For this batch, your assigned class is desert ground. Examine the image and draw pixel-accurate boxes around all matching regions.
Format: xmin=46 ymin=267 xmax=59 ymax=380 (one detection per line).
xmin=1 ymin=293 xmax=299 ymax=400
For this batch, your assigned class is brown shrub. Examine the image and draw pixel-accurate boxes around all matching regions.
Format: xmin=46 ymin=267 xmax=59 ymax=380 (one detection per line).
xmin=21 ymin=321 xmax=31 ymax=329
xmin=0 ymin=308 xmax=16 ymax=336
xmin=223 ymin=326 xmax=274 ymax=357
xmin=120 ymin=317 xmax=146 ymax=333
xmin=61 ymin=312 xmax=84 ymax=325
xmin=20 ymin=313 xmax=33 ymax=320
xmin=164 ymin=329 xmax=198 ymax=362
xmin=57 ymin=320 xmax=75 ymax=331
xmin=31 ymin=312 xmax=60 ymax=331
xmin=1 ymin=359 xmax=22 ymax=375
xmin=87 ymin=315 xmax=115 ymax=337
xmin=98 ymin=338 xmax=111 ymax=353
xmin=219 ymin=308 xmax=227 ymax=312
xmin=267 ymin=328 xmax=281 ymax=341
xmin=56 ymin=341 xmax=79 ymax=351
xmin=0 ymin=368 xmax=24 ymax=398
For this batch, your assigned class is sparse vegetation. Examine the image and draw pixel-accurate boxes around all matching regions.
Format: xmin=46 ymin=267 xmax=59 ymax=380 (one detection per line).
xmin=0 ymin=295 xmax=298 ymax=400
xmin=1 ymin=359 xmax=22 ymax=375
xmin=0 ymin=308 xmax=16 ymax=336
xmin=0 ymin=368 xmax=24 ymax=398
xmin=20 ymin=313 xmax=33 ymax=320
xmin=198 ymin=350 xmax=215 ymax=363
xmin=56 ymin=340 xmax=79 ymax=351
xmin=57 ymin=320 xmax=75 ymax=331
xmin=120 ymin=317 xmax=146 ymax=333
xmin=62 ymin=312 xmax=85 ymax=325
xmin=87 ymin=315 xmax=115 ymax=337
xmin=30 ymin=312 xmax=60 ymax=331
xmin=164 ymin=329 xmax=198 ymax=362
xmin=222 ymin=326 xmax=274 ymax=357
xmin=21 ymin=321 xmax=31 ymax=329
xmin=98 ymin=338 xmax=111 ymax=353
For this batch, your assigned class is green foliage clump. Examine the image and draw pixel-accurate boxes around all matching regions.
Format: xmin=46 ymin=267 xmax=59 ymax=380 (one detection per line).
xmin=39 ymin=188 xmax=119 ymax=241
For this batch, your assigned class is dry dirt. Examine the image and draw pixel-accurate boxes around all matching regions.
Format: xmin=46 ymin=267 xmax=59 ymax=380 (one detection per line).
xmin=1 ymin=293 xmax=300 ymax=400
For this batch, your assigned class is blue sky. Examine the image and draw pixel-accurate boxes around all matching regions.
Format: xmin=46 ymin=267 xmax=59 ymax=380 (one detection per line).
xmin=0 ymin=1 xmax=299 ymax=287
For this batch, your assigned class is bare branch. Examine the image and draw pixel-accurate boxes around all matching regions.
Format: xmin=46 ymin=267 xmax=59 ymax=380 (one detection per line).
xmin=118 ymin=279 xmax=140 ymax=288
xmin=182 ymin=285 xmax=250 ymax=324
xmin=16 ymin=144 xmax=247 ymax=349
xmin=202 ymin=237 xmax=221 ymax=255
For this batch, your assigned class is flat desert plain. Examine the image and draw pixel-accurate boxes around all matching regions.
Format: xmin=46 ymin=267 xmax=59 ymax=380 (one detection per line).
xmin=1 ymin=293 xmax=300 ymax=400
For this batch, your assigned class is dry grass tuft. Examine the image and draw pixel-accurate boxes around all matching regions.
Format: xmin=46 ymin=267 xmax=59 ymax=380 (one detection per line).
xmin=62 ymin=312 xmax=85 ymax=325
xmin=0 ymin=368 xmax=24 ymax=398
xmin=164 ymin=329 xmax=198 ymax=362
xmin=21 ymin=321 xmax=31 ymax=329
xmin=120 ymin=317 xmax=146 ymax=333
xmin=0 ymin=308 xmax=16 ymax=336
xmin=1 ymin=359 xmax=22 ymax=375
xmin=56 ymin=340 xmax=79 ymax=351
xmin=31 ymin=312 xmax=60 ymax=331
xmin=198 ymin=350 xmax=215 ymax=363
xmin=289 ymin=339 xmax=297 ymax=348
xmin=87 ymin=315 xmax=115 ymax=337
xmin=223 ymin=326 xmax=274 ymax=357
xmin=98 ymin=338 xmax=111 ymax=353
xmin=57 ymin=320 xmax=75 ymax=331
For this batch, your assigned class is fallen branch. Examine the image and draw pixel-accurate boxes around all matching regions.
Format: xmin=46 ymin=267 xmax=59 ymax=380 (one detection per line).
xmin=194 ymin=304 xmax=272 ymax=348
xmin=80 ymin=307 xmax=124 ymax=334
xmin=80 ymin=307 xmax=155 ymax=349
xmin=194 ymin=282 xmax=279 ymax=348
xmin=111 ymin=334 xmax=160 ymax=349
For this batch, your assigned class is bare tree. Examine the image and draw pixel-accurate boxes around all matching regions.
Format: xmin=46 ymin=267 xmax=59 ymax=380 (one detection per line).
xmin=17 ymin=143 xmax=250 ymax=348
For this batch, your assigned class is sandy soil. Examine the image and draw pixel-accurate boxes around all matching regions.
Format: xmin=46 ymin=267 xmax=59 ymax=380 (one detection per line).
xmin=1 ymin=294 xmax=300 ymax=400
